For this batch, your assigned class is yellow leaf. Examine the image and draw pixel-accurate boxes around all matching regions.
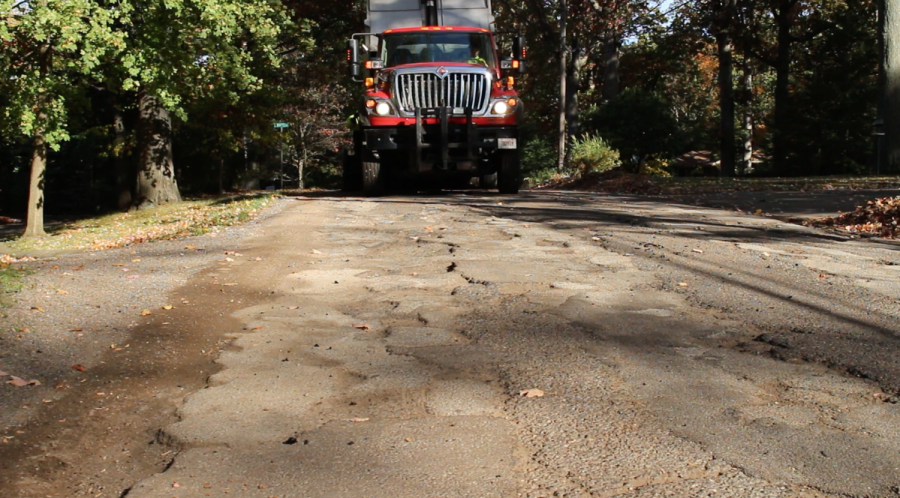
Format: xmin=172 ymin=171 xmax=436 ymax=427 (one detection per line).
xmin=140 ymin=309 xmax=152 ymax=316
xmin=162 ymin=305 xmax=174 ymax=310
xmin=56 ymin=289 xmax=68 ymax=294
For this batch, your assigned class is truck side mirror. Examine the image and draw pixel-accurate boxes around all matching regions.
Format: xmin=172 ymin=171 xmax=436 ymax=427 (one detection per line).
xmin=513 ymin=35 xmax=526 ymax=74
xmin=348 ymin=39 xmax=360 ymax=79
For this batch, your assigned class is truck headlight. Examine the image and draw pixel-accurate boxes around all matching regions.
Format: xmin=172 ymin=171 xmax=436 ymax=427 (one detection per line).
xmin=375 ymin=101 xmax=392 ymax=116
xmin=492 ymin=100 xmax=509 ymax=115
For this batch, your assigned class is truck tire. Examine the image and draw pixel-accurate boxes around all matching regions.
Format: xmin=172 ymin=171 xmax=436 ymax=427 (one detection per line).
xmin=362 ymin=159 xmax=385 ymax=197
xmin=498 ymin=151 xmax=520 ymax=194
xmin=480 ymin=172 xmax=498 ymax=189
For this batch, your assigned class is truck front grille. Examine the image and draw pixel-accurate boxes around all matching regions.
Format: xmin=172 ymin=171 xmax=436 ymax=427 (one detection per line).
xmin=395 ymin=72 xmax=490 ymax=114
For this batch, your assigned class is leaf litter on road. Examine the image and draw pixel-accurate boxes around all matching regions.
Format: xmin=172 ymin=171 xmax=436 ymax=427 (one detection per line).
xmin=7 ymin=376 xmax=41 ymax=387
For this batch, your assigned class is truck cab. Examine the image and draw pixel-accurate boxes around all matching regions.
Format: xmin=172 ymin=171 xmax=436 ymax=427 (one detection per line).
xmin=345 ymin=0 xmax=525 ymax=196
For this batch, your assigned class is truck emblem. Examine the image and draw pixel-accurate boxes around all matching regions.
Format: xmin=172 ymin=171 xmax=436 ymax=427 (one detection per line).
xmin=437 ymin=66 xmax=448 ymax=77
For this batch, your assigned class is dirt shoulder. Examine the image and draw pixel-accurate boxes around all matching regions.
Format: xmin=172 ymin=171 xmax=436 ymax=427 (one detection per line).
xmin=0 ymin=200 xmax=290 ymax=497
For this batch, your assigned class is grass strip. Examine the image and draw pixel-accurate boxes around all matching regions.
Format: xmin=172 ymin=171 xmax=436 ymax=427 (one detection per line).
xmin=1 ymin=193 xmax=276 ymax=254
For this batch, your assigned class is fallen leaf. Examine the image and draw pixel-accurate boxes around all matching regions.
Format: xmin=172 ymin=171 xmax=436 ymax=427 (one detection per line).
xmin=287 ymin=306 xmax=299 ymax=310
xmin=70 ymin=327 xmax=83 ymax=332
xmin=678 ymin=282 xmax=689 ymax=287
xmin=140 ymin=309 xmax=152 ymax=316
xmin=113 ymin=263 xmax=126 ymax=267
xmin=254 ymin=257 xmax=263 ymax=261
xmin=72 ymin=364 xmax=87 ymax=372
xmin=311 ymin=249 xmax=322 ymax=255
xmin=762 ymin=252 xmax=771 ymax=257
xmin=31 ymin=307 xmax=45 ymax=312
xmin=56 ymin=289 xmax=68 ymax=294
xmin=126 ymin=274 xmax=141 ymax=279
xmin=162 ymin=305 xmax=174 ymax=310
xmin=224 ymin=257 xmax=235 ymax=262
xmin=352 ymin=323 xmax=371 ymax=331
xmin=222 ymin=282 xmax=237 ymax=286
xmin=251 ymin=326 xmax=264 ymax=330
xmin=131 ymin=259 xmax=141 ymax=263
xmin=591 ymin=237 xmax=601 ymax=242
xmin=520 ymin=389 xmax=545 ymax=398
xmin=185 ymin=245 xmax=198 ymax=250
xmin=348 ymin=417 xmax=370 ymax=423
xmin=755 ymin=209 xmax=764 ymax=214
xmin=691 ymin=248 xmax=704 ymax=254
xmin=8 ymin=376 xmax=40 ymax=387
xmin=172 ymin=482 xmax=181 ymax=488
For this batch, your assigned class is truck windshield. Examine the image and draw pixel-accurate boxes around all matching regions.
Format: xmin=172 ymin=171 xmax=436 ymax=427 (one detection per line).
xmin=382 ymin=32 xmax=495 ymax=68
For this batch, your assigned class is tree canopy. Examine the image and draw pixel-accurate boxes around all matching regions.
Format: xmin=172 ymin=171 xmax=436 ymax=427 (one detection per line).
xmin=0 ymin=0 xmax=892 ymax=234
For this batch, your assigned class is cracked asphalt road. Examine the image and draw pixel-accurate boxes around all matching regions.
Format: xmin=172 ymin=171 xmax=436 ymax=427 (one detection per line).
xmin=3 ymin=191 xmax=900 ymax=497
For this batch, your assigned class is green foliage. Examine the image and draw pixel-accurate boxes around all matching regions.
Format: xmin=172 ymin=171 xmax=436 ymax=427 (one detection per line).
xmin=569 ymin=134 xmax=620 ymax=176
xmin=585 ymin=88 xmax=678 ymax=169
xmin=522 ymin=138 xmax=557 ymax=173
xmin=519 ymin=137 xmax=561 ymax=184
xmin=0 ymin=0 xmax=126 ymax=148
xmin=783 ymin=0 xmax=878 ymax=175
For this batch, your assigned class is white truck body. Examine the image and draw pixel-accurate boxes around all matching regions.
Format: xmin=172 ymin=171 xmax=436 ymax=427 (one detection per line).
xmin=365 ymin=0 xmax=493 ymax=33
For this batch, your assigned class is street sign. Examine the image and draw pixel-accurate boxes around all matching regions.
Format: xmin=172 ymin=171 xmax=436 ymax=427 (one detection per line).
xmin=273 ymin=122 xmax=290 ymax=129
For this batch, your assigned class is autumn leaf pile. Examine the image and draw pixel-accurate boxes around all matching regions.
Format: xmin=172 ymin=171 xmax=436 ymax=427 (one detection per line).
xmin=807 ymin=196 xmax=900 ymax=238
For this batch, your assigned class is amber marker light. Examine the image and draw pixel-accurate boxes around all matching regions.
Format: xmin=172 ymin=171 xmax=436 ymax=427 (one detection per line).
xmin=365 ymin=99 xmax=377 ymax=108
xmin=512 ymin=60 xmax=520 ymax=69
xmin=506 ymin=76 xmax=515 ymax=88
xmin=365 ymin=77 xmax=375 ymax=88
xmin=508 ymin=98 xmax=518 ymax=107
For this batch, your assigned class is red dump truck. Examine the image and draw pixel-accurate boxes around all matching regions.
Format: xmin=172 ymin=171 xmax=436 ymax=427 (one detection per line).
xmin=344 ymin=0 xmax=525 ymax=196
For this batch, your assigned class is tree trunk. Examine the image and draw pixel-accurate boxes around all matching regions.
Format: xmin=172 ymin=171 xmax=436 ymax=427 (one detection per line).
xmin=716 ymin=2 xmax=736 ymax=177
xmin=113 ymin=107 xmax=133 ymax=211
xmin=23 ymin=44 xmax=51 ymax=238
xmin=602 ymin=32 xmax=620 ymax=101
xmin=739 ymin=62 xmax=754 ymax=175
xmin=557 ymin=0 xmax=568 ymax=170
xmin=880 ymin=0 xmax=900 ymax=172
xmin=134 ymin=92 xmax=181 ymax=209
xmin=772 ymin=0 xmax=795 ymax=174
xmin=566 ymin=38 xmax=586 ymax=139
xmin=23 ymin=132 xmax=48 ymax=238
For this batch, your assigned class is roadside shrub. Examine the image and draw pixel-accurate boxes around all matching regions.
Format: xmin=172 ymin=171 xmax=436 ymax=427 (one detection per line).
xmin=569 ymin=134 xmax=620 ymax=176
xmin=522 ymin=137 xmax=557 ymax=173
xmin=584 ymin=88 xmax=677 ymax=170
xmin=640 ymin=155 xmax=673 ymax=177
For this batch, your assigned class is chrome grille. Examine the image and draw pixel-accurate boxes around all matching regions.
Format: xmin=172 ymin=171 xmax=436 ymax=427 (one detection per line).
xmin=394 ymin=72 xmax=490 ymax=115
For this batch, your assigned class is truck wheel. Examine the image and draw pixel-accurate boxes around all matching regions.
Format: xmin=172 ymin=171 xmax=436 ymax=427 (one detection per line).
xmin=342 ymin=149 xmax=362 ymax=192
xmin=362 ymin=159 xmax=385 ymax=197
xmin=498 ymin=152 xmax=520 ymax=194
xmin=480 ymin=173 xmax=498 ymax=189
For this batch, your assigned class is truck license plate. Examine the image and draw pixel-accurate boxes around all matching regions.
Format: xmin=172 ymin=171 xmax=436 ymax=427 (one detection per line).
xmin=498 ymin=138 xmax=517 ymax=149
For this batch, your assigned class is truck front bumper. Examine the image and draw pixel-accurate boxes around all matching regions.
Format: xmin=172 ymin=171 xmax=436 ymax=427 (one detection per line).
xmin=362 ymin=107 xmax=517 ymax=173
